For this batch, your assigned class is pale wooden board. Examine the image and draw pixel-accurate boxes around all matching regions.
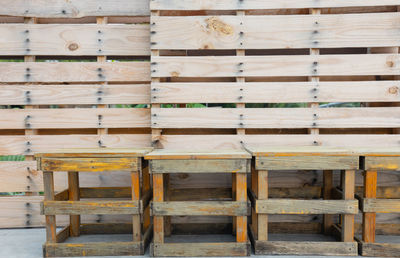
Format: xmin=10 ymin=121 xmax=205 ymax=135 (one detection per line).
xmin=152 ymin=13 xmax=400 ymax=49
xmin=0 ymin=108 xmax=150 ymax=129
xmin=0 ymin=24 xmax=149 ymax=56
xmin=151 ymin=107 xmax=400 ymax=129
xmin=0 ymin=84 xmax=150 ymax=105
xmin=146 ymin=149 xmax=251 ymax=159
xmin=152 ymin=54 xmax=400 ymax=77
xmin=251 ymin=146 xmax=356 ymax=155
xmin=152 ymin=81 xmax=400 ymax=103
xmin=151 ymin=0 xmax=400 ymax=10
xmin=0 ymin=134 xmax=151 ymax=156
xmin=365 ymin=156 xmax=400 ymax=170
xmin=159 ymin=135 xmax=400 ymax=150
xmin=0 ymin=62 xmax=149 ymax=82
xmin=150 ymin=159 xmax=249 ymax=173
xmin=36 ymin=147 xmax=152 ymax=157
xmin=256 ymin=156 xmax=358 ymax=170
xmin=151 ymin=201 xmax=249 ymax=216
xmin=0 ymin=0 xmax=149 ymax=17
xmin=363 ymin=199 xmax=400 ymax=213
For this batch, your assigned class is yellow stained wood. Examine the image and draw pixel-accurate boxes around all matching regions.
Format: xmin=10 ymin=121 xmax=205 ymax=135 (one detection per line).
xmin=145 ymin=149 xmax=251 ymax=160
xmin=36 ymin=148 xmax=152 ymax=158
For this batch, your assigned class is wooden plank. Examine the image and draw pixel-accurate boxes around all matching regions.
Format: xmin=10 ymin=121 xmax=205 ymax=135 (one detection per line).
xmin=150 ymin=159 xmax=249 ymax=173
xmin=80 ymin=223 xmax=132 ymax=235
xmin=145 ymin=149 xmax=251 ymax=159
xmin=235 ymin=173 xmax=247 ymax=242
xmin=42 ymin=200 xmax=140 ymax=215
xmin=0 ymin=24 xmax=149 ymax=56
xmin=37 ymin=148 xmax=152 ymax=158
xmin=256 ymin=156 xmax=358 ymax=170
xmin=363 ymin=170 xmax=377 ymax=243
xmin=0 ymin=108 xmax=150 ymax=129
xmin=67 ymin=172 xmax=80 ymax=237
xmin=363 ymin=199 xmax=400 ymax=213
xmin=151 ymin=81 xmax=400 ymax=103
xmin=0 ymin=62 xmax=149 ymax=83
xmin=151 ymin=201 xmax=249 ymax=216
xmin=0 ymin=84 xmax=150 ymax=105
xmin=152 ymin=242 xmax=250 ymax=257
xmin=256 ymin=199 xmax=358 ymax=214
xmin=43 ymin=171 xmax=57 ymax=243
xmin=56 ymin=226 xmax=70 ymax=243
xmin=40 ymin=157 xmax=139 ymax=172
xmin=361 ymin=242 xmax=400 ymax=257
xmin=0 ymin=135 xmax=151 ymax=156
xmin=255 ymin=241 xmax=357 ymax=256
xmin=365 ymin=156 xmax=400 ymax=170
xmin=44 ymin=242 xmax=143 ymax=257
xmin=152 ymin=54 xmax=400 ymax=77
xmin=151 ymin=0 xmax=400 ymax=10
xmin=152 ymin=13 xmax=400 ymax=49
xmin=152 ymin=107 xmax=400 ymax=129
xmin=341 ymin=170 xmax=355 ymax=242
xmin=1 ymin=0 xmax=149 ymax=17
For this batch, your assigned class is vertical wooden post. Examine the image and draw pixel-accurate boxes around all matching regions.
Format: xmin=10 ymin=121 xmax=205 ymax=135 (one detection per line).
xmin=363 ymin=170 xmax=377 ymax=243
xmin=164 ymin=174 xmax=171 ymax=236
xmin=323 ymin=170 xmax=333 ymax=234
xmin=257 ymin=170 xmax=268 ymax=241
xmin=341 ymin=170 xmax=355 ymax=242
xmin=96 ymin=16 xmax=108 ymax=136
xmin=43 ymin=171 xmax=56 ymax=243
xmin=251 ymin=161 xmax=258 ymax=237
xmin=142 ymin=162 xmax=151 ymax=232
xmin=235 ymin=173 xmax=247 ymax=242
xmin=132 ymin=169 xmax=141 ymax=242
xmin=68 ymin=171 xmax=80 ymax=237
xmin=153 ymin=173 xmax=164 ymax=243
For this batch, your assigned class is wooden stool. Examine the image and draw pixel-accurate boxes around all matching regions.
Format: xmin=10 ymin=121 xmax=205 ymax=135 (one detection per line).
xmin=248 ymin=146 xmax=358 ymax=256
xmin=35 ymin=148 xmax=152 ymax=257
xmin=145 ymin=149 xmax=251 ymax=257
xmin=358 ymin=148 xmax=400 ymax=257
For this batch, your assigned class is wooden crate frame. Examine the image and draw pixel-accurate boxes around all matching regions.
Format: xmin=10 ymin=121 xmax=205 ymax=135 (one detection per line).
xmin=358 ymin=151 xmax=400 ymax=257
xmin=36 ymin=149 xmax=152 ymax=257
xmin=145 ymin=150 xmax=251 ymax=257
xmin=249 ymin=147 xmax=359 ymax=256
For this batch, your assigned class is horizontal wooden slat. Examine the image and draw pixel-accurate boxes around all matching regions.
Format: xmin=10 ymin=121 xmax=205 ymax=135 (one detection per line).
xmin=1 ymin=0 xmax=149 ymax=17
xmin=152 ymin=81 xmax=400 ymax=103
xmin=44 ymin=242 xmax=142 ymax=257
xmin=256 ymin=199 xmax=358 ymax=214
xmin=0 ymin=84 xmax=150 ymax=105
xmin=152 ymin=54 xmax=400 ymax=77
xmin=0 ymin=24 xmax=149 ymax=56
xmin=363 ymin=199 xmax=400 ymax=213
xmin=42 ymin=200 xmax=140 ymax=215
xmin=151 ymin=0 xmax=400 ymax=10
xmin=0 ymin=108 xmax=150 ymax=129
xmin=151 ymin=201 xmax=249 ymax=216
xmin=152 ymin=107 xmax=400 ymax=129
xmin=152 ymin=13 xmax=400 ymax=50
xmin=0 ymin=62 xmax=149 ymax=82
xmin=256 ymin=156 xmax=358 ymax=170
xmin=150 ymin=159 xmax=249 ymax=173
xmin=361 ymin=243 xmax=400 ymax=257
xmin=0 ymin=134 xmax=151 ymax=156
xmin=152 ymin=242 xmax=249 ymax=257
xmin=160 ymin=135 xmax=400 ymax=150
xmin=365 ymin=156 xmax=400 ymax=170
xmin=40 ymin=157 xmax=139 ymax=172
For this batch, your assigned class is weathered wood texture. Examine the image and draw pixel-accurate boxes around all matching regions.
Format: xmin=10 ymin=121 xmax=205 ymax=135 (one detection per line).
xmin=150 ymin=159 xmax=249 ymax=173
xmin=152 ymin=242 xmax=250 ymax=257
xmin=363 ymin=199 xmax=400 ymax=213
xmin=360 ymin=242 xmax=400 ymax=257
xmin=152 ymin=201 xmax=249 ymax=216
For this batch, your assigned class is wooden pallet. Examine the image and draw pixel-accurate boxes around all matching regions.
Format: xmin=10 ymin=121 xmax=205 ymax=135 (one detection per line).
xmin=36 ymin=148 xmax=152 ymax=257
xmin=145 ymin=150 xmax=251 ymax=257
xmin=357 ymin=148 xmax=400 ymax=257
xmin=248 ymin=146 xmax=359 ymax=256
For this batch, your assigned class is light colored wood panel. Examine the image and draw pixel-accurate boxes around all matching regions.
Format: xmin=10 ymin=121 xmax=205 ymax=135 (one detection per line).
xmin=0 ymin=24 xmax=149 ymax=56
xmin=363 ymin=199 xmax=400 ymax=213
xmin=150 ymin=159 xmax=249 ymax=173
xmin=42 ymin=200 xmax=140 ymax=215
xmin=0 ymin=108 xmax=150 ymax=129
xmin=0 ymin=0 xmax=149 ymax=17
xmin=36 ymin=148 xmax=152 ymax=158
xmin=152 ymin=13 xmax=400 ymax=50
xmin=0 ymin=62 xmax=150 ymax=83
xmin=256 ymin=199 xmax=358 ymax=214
xmin=0 ymin=134 xmax=151 ymax=156
xmin=152 ymin=54 xmax=400 ymax=77
xmin=151 ymin=0 xmax=400 ymax=10
xmin=256 ymin=156 xmax=358 ymax=170
xmin=152 ymin=81 xmax=400 ymax=103
xmin=365 ymin=156 xmax=400 ymax=170
xmin=0 ymin=84 xmax=150 ymax=105
xmin=146 ymin=149 xmax=250 ymax=159
xmin=151 ymin=201 xmax=249 ymax=216
xmin=151 ymin=107 xmax=400 ymax=129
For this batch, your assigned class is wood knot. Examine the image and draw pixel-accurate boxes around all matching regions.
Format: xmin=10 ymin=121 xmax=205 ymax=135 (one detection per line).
xmin=68 ymin=43 xmax=79 ymax=51
xmin=205 ymin=17 xmax=233 ymax=36
xmin=171 ymin=71 xmax=180 ymax=77
xmin=388 ymin=86 xmax=399 ymax=95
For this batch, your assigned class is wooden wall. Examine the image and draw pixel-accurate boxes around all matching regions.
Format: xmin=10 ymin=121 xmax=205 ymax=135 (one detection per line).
xmin=0 ymin=0 xmax=151 ymax=228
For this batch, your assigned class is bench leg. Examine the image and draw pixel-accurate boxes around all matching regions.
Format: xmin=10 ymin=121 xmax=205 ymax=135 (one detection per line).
xmin=232 ymin=174 xmax=237 ymax=235
xmin=341 ymin=170 xmax=355 ymax=242
xmin=363 ymin=170 xmax=377 ymax=243
xmin=153 ymin=174 xmax=164 ymax=243
xmin=258 ymin=170 xmax=268 ymax=241
xmin=68 ymin=171 xmax=80 ymax=237
xmin=43 ymin=171 xmax=57 ymax=243
xmin=235 ymin=173 xmax=247 ymax=242
xmin=164 ymin=174 xmax=172 ymax=237
xmin=132 ymin=170 xmax=141 ymax=242
xmin=323 ymin=170 xmax=333 ymax=235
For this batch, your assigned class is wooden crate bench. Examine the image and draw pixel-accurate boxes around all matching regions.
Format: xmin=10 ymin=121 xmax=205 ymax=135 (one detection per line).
xmin=248 ymin=146 xmax=359 ymax=256
xmin=35 ymin=148 xmax=153 ymax=257
xmin=358 ymin=148 xmax=400 ymax=257
xmin=145 ymin=149 xmax=251 ymax=257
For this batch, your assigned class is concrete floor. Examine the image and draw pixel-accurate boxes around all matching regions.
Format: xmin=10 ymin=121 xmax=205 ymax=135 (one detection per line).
xmin=0 ymin=228 xmax=381 ymax=258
